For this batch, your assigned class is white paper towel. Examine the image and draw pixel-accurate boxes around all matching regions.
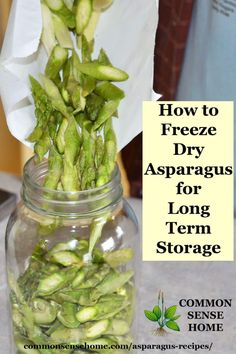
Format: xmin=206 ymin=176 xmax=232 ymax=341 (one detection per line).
xmin=0 ymin=0 xmax=160 ymax=151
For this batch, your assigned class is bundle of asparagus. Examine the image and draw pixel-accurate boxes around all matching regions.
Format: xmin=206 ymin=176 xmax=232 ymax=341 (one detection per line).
xmin=29 ymin=0 xmax=129 ymax=192
xmin=9 ymin=3 xmax=135 ymax=352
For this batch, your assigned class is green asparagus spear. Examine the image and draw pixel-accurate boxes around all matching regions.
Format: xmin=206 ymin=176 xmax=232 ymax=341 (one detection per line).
xmin=45 ymin=45 xmax=68 ymax=80
xmin=44 ymin=146 xmax=63 ymax=190
xmin=48 ymin=288 xmax=96 ymax=306
xmin=57 ymin=302 xmax=80 ymax=328
xmin=64 ymin=116 xmax=81 ymax=163
xmin=94 ymin=82 xmax=125 ymax=101
xmin=61 ymin=116 xmax=81 ymax=191
xmin=49 ymin=251 xmax=83 ymax=267
xmin=40 ymin=75 xmax=70 ymax=118
xmin=93 ymin=99 xmax=120 ymax=130
xmin=31 ymin=299 xmax=58 ymax=325
xmin=81 ymin=75 xmax=96 ymax=97
xmin=86 ymin=94 xmax=104 ymax=121
xmin=88 ymin=218 xmax=106 ymax=255
xmin=37 ymin=267 xmax=77 ymax=297
xmin=41 ymin=3 xmax=57 ymax=55
xmin=84 ymin=10 xmax=101 ymax=42
xmin=101 ymin=118 xmax=117 ymax=175
xmin=85 ymin=319 xmax=109 ymax=338
xmin=56 ymin=118 xmax=68 ymax=153
xmin=64 ymin=0 xmax=74 ymax=10
xmin=76 ymin=294 xmax=127 ymax=322
xmin=34 ymin=130 xmax=51 ymax=161
xmin=104 ymin=249 xmax=134 ymax=268
xmin=74 ymin=62 xmax=129 ymax=81
xmin=36 ymin=273 xmax=67 ymax=297
xmin=96 ymin=165 xmax=109 ymax=187
xmin=81 ymin=34 xmax=93 ymax=63
xmin=75 ymin=0 xmax=93 ymax=35
xmin=91 ymin=270 xmax=134 ymax=300
xmin=52 ymin=15 xmax=73 ymax=48
xmin=95 ymin=135 xmax=104 ymax=168
xmin=28 ymin=76 xmax=53 ymax=142
xmin=71 ymin=269 xmax=86 ymax=288
xmin=77 ymin=264 xmax=110 ymax=289
xmin=98 ymin=48 xmax=112 ymax=65
xmin=47 ymin=240 xmax=79 ymax=255
xmin=71 ymin=50 xmax=83 ymax=84
xmin=71 ymin=86 xmax=86 ymax=111
xmin=45 ymin=0 xmax=76 ymax=29
xmin=50 ymin=326 xmax=83 ymax=343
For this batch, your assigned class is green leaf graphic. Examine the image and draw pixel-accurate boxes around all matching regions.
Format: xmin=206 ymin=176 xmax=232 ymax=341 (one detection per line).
xmin=153 ymin=306 xmax=162 ymax=320
xmin=166 ymin=320 xmax=180 ymax=331
xmin=171 ymin=315 xmax=181 ymax=321
xmin=144 ymin=310 xmax=158 ymax=322
xmin=165 ymin=305 xmax=177 ymax=319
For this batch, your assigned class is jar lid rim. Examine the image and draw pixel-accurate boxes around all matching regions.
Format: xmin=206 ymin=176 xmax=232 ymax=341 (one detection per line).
xmin=23 ymin=156 xmax=120 ymax=197
xmin=22 ymin=157 xmax=123 ymax=217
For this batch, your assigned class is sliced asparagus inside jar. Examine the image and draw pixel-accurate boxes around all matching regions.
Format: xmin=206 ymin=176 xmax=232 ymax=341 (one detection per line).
xmin=10 ymin=240 xmax=134 ymax=351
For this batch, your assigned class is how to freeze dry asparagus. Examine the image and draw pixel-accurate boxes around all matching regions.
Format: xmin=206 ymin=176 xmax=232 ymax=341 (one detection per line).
xmin=29 ymin=0 xmax=129 ymax=192
xmin=10 ymin=239 xmax=134 ymax=353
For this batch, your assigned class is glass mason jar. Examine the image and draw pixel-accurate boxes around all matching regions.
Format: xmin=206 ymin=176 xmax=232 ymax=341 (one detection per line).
xmin=6 ymin=157 xmax=139 ymax=354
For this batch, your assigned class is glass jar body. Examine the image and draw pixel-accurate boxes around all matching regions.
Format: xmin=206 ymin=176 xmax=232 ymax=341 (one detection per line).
xmin=5 ymin=159 xmax=138 ymax=354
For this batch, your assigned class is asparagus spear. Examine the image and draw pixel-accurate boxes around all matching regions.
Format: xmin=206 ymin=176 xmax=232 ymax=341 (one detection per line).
xmin=93 ymin=99 xmax=120 ymax=130
xmin=84 ymin=10 xmax=101 ymax=42
xmin=74 ymin=62 xmax=129 ymax=81
xmin=94 ymin=82 xmax=125 ymax=101
xmin=57 ymin=302 xmax=80 ymax=328
xmin=40 ymin=75 xmax=70 ymax=118
xmin=75 ymin=0 xmax=93 ymax=35
xmin=31 ymin=299 xmax=58 ymax=325
xmin=44 ymin=146 xmax=63 ymax=190
xmin=52 ymin=14 xmax=73 ymax=48
xmin=46 ymin=45 xmax=68 ymax=80
xmin=27 ymin=76 xmax=53 ymax=142
xmin=41 ymin=3 xmax=57 ymax=55
xmin=45 ymin=0 xmax=76 ymax=29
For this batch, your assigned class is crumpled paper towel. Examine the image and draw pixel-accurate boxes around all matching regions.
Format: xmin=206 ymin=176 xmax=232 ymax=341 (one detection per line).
xmin=0 ymin=0 xmax=160 ymax=151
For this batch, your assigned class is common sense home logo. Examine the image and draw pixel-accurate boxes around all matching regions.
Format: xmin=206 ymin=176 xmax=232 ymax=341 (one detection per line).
xmin=144 ymin=291 xmax=181 ymax=335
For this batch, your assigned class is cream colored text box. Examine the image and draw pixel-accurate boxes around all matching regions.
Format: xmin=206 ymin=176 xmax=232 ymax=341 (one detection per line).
xmin=143 ymin=102 xmax=234 ymax=261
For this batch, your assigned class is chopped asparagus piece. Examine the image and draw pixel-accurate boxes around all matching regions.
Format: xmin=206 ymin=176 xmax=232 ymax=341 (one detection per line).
xmin=93 ymin=99 xmax=120 ymax=130
xmin=57 ymin=302 xmax=80 ymax=328
xmin=40 ymin=75 xmax=70 ymax=118
xmin=52 ymin=14 xmax=73 ymax=48
xmin=85 ymin=319 xmax=109 ymax=338
xmin=44 ymin=146 xmax=63 ymax=190
xmin=50 ymin=325 xmax=83 ymax=342
xmin=84 ymin=10 xmax=101 ymax=42
xmin=75 ymin=0 xmax=93 ymax=35
xmin=31 ymin=299 xmax=58 ymax=325
xmin=36 ymin=272 xmax=67 ymax=296
xmin=49 ymin=251 xmax=83 ymax=267
xmin=74 ymin=62 xmax=129 ymax=81
xmin=41 ymin=3 xmax=57 ymax=55
xmin=104 ymin=249 xmax=134 ymax=268
xmin=45 ymin=0 xmax=65 ymax=11
xmin=98 ymin=48 xmax=112 ymax=65
xmin=94 ymin=82 xmax=125 ymax=101
xmin=91 ymin=271 xmax=134 ymax=300
xmin=46 ymin=45 xmax=68 ymax=80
